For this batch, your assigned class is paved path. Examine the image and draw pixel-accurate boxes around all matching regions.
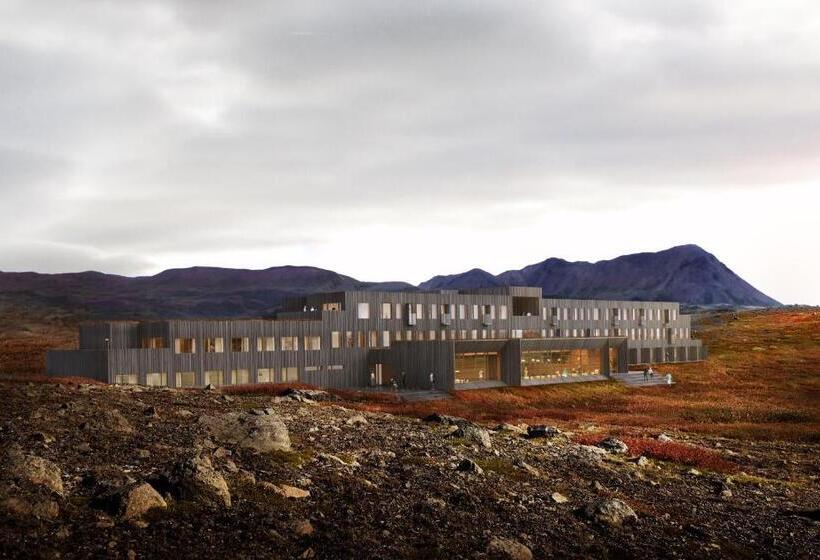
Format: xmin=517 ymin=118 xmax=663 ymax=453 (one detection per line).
xmin=613 ymin=372 xmax=675 ymax=387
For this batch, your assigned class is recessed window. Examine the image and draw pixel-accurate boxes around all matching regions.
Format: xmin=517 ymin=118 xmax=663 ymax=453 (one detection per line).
xmin=281 ymin=336 xmax=299 ymax=351
xmin=382 ymin=330 xmax=390 ymax=347
xmin=395 ymin=303 xmax=402 ymax=319
xmin=145 ymin=372 xmax=168 ymax=387
xmin=322 ymin=302 xmax=341 ymax=311
xmin=500 ymin=305 xmax=508 ymax=320
xmin=204 ymin=370 xmax=224 ymax=386
xmin=382 ymin=303 xmax=392 ymax=319
xmin=282 ymin=367 xmax=298 ymax=382
xmin=369 ymin=330 xmax=378 ymax=348
xmin=175 ymin=371 xmax=196 ymax=387
xmin=142 ymin=337 xmax=166 ymax=349
xmin=357 ymin=332 xmax=366 ymax=348
xmin=304 ymin=336 xmax=321 ymax=351
xmin=357 ymin=302 xmax=370 ymax=319
xmin=331 ymin=331 xmax=340 ymax=349
xmin=231 ymin=337 xmax=249 ymax=352
xmin=231 ymin=369 xmax=250 ymax=385
xmin=174 ymin=338 xmax=196 ymax=354
xmin=345 ymin=331 xmax=354 ymax=348
xmin=257 ymin=368 xmax=274 ymax=383
xmin=114 ymin=373 xmax=138 ymax=385
xmin=204 ymin=338 xmax=224 ymax=353
xmin=257 ymin=337 xmax=275 ymax=352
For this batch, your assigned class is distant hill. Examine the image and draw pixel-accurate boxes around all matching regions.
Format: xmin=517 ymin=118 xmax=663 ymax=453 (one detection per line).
xmin=422 ymin=245 xmax=779 ymax=307
xmin=0 ymin=245 xmax=778 ymax=320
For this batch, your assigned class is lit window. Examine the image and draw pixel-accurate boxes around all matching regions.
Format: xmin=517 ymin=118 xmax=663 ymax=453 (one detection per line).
xmin=358 ymin=332 xmax=366 ymax=348
xmin=369 ymin=330 xmax=379 ymax=347
xmin=331 ymin=331 xmax=340 ymax=348
xmin=471 ymin=329 xmax=478 ymax=339
xmin=429 ymin=330 xmax=436 ymax=340
xmin=114 ymin=373 xmax=138 ymax=385
xmin=145 ymin=372 xmax=168 ymax=387
xmin=500 ymin=305 xmax=507 ymax=320
xmin=395 ymin=303 xmax=402 ymax=319
xmin=142 ymin=337 xmax=166 ymax=349
xmin=204 ymin=370 xmax=224 ymax=386
xmin=328 ymin=365 xmax=343 ymax=371
xmin=459 ymin=304 xmax=466 ymax=319
xmin=175 ymin=371 xmax=196 ymax=387
xmin=430 ymin=305 xmax=437 ymax=319
xmin=382 ymin=331 xmax=390 ymax=347
xmin=304 ymin=336 xmax=321 ymax=351
xmin=282 ymin=367 xmax=298 ymax=382
xmin=204 ymin=338 xmax=224 ymax=353
xmin=231 ymin=369 xmax=250 ymax=385
xmin=345 ymin=331 xmax=354 ymax=348
xmin=281 ymin=336 xmax=299 ymax=351
xmin=357 ymin=302 xmax=370 ymax=319
xmin=231 ymin=337 xmax=249 ymax=352
xmin=174 ymin=338 xmax=196 ymax=354
xmin=472 ymin=305 xmax=479 ymax=319
xmin=382 ymin=303 xmax=392 ymax=319
xmin=416 ymin=303 xmax=424 ymax=319
xmin=257 ymin=368 xmax=274 ymax=383
xmin=257 ymin=337 xmax=275 ymax=351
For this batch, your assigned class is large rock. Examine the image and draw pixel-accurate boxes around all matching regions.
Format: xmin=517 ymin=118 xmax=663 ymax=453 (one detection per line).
xmin=452 ymin=424 xmax=492 ymax=449
xmin=2 ymin=497 xmax=60 ymax=520
xmin=199 ymin=411 xmax=291 ymax=453
xmin=259 ymin=482 xmax=311 ymax=499
xmin=6 ymin=447 xmax=64 ymax=496
xmin=566 ymin=444 xmax=609 ymax=465
xmin=526 ymin=425 xmax=562 ymax=439
xmin=583 ymin=499 xmax=638 ymax=527
xmin=598 ymin=438 xmax=629 ymax=455
xmin=486 ymin=537 xmax=533 ymax=560
xmin=168 ymin=455 xmax=231 ymax=508
xmin=456 ymin=458 xmax=484 ymax=474
xmin=81 ymin=409 xmax=133 ymax=434
xmin=94 ymin=483 xmax=167 ymax=521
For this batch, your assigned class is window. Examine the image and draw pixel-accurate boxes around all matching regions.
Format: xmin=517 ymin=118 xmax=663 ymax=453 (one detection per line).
xmin=257 ymin=368 xmax=274 ymax=383
xmin=281 ymin=336 xmax=299 ymax=351
xmin=369 ymin=330 xmax=379 ymax=347
xmin=322 ymin=302 xmax=341 ymax=311
xmin=395 ymin=303 xmax=402 ymax=319
xmin=204 ymin=337 xmax=224 ymax=353
xmin=563 ymin=308 xmax=568 ymax=320
xmin=382 ymin=303 xmax=392 ymax=319
xmin=328 ymin=365 xmax=343 ymax=371
xmin=176 ymin=371 xmax=196 ymax=388
xmin=331 ymin=331 xmax=340 ymax=348
xmin=573 ymin=308 xmax=578 ymax=320
xmin=593 ymin=308 xmax=600 ymax=320
xmin=282 ymin=367 xmax=298 ymax=382
xmin=394 ymin=330 xmax=402 ymax=341
xmin=174 ymin=338 xmax=196 ymax=354
xmin=430 ymin=304 xmax=437 ymax=319
xmin=231 ymin=337 xmax=249 ymax=352
xmin=257 ymin=337 xmax=275 ymax=352
xmin=440 ymin=330 xmax=447 ymax=340
xmin=204 ymin=370 xmax=224 ymax=386
xmin=428 ymin=330 xmax=436 ymax=340
xmin=142 ymin=337 xmax=166 ymax=349
xmin=357 ymin=332 xmax=366 ymax=348
xmin=305 ymin=366 xmax=320 ymax=372
xmin=481 ymin=329 xmax=488 ymax=339
xmin=460 ymin=329 xmax=467 ymax=339
xmin=231 ymin=369 xmax=250 ymax=385
xmin=145 ymin=372 xmax=168 ymax=387
xmin=416 ymin=303 xmax=424 ymax=319
xmin=406 ymin=330 xmax=412 ymax=340
xmin=511 ymin=329 xmax=522 ymax=338
xmin=382 ymin=331 xmax=390 ymax=347
xmin=304 ymin=336 xmax=321 ymax=351
xmin=114 ymin=373 xmax=138 ymax=385
xmin=345 ymin=331 xmax=354 ymax=348
xmin=472 ymin=305 xmax=479 ymax=319
xmin=357 ymin=302 xmax=370 ymax=319
xmin=500 ymin=305 xmax=508 ymax=320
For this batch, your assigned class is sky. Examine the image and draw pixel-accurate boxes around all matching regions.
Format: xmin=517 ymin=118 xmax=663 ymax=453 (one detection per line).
xmin=1 ymin=1 xmax=818 ymax=304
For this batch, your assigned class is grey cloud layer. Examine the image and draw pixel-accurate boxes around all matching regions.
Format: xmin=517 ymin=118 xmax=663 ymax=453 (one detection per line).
xmin=0 ymin=1 xmax=818 ymax=277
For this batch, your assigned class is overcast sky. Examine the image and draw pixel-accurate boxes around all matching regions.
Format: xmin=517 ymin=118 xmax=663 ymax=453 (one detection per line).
xmin=1 ymin=1 xmax=818 ymax=304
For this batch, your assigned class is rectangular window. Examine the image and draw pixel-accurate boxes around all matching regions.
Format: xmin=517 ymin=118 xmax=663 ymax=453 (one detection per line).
xmin=231 ymin=369 xmax=250 ymax=385
xmin=406 ymin=330 xmax=413 ymax=340
xmin=328 ymin=365 xmax=344 ymax=371
xmin=174 ymin=338 xmax=196 ymax=354
xmin=382 ymin=330 xmax=390 ymax=347
xmin=257 ymin=368 xmax=274 ymax=383
xmin=395 ymin=303 xmax=402 ymax=319
xmin=369 ymin=330 xmax=379 ymax=347
xmin=470 ymin=329 xmax=478 ymax=340
xmin=282 ymin=367 xmax=298 ymax=382
xmin=305 ymin=366 xmax=320 ymax=372
xmin=563 ymin=308 xmax=568 ymax=320
xmin=304 ymin=336 xmax=321 ymax=351
xmin=593 ymin=308 xmax=600 ymax=320
xmin=204 ymin=370 xmax=224 ymax=386
xmin=331 ymin=331 xmax=340 ymax=349
xmin=472 ymin=305 xmax=479 ymax=319
xmin=281 ymin=336 xmax=299 ymax=351
xmin=257 ymin=337 xmax=275 ymax=352
xmin=114 ymin=373 xmax=138 ymax=385
xmin=357 ymin=331 xmax=366 ymax=348
xmin=322 ymin=302 xmax=341 ymax=311
xmin=394 ymin=330 xmax=402 ymax=341
xmin=382 ymin=302 xmax=392 ymax=319
xmin=204 ymin=337 xmax=224 ymax=353
xmin=429 ymin=330 xmax=436 ymax=340
xmin=430 ymin=304 xmax=437 ymax=319
xmin=440 ymin=329 xmax=447 ymax=341
xmin=142 ymin=337 xmax=166 ymax=349
xmin=145 ymin=372 xmax=168 ymax=387
xmin=357 ymin=302 xmax=370 ymax=319
xmin=345 ymin=331 xmax=354 ymax=348
xmin=231 ymin=337 xmax=249 ymax=352
xmin=175 ymin=371 xmax=196 ymax=388
xmin=458 ymin=304 xmax=466 ymax=319
xmin=500 ymin=305 xmax=508 ymax=320
xmin=416 ymin=303 xmax=424 ymax=319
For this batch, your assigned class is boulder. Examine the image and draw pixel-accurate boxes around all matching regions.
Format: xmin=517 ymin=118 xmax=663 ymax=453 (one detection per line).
xmin=567 ymin=444 xmax=609 ymax=465
xmin=551 ymin=492 xmax=569 ymax=504
xmin=657 ymin=433 xmax=673 ymax=443
xmin=2 ymin=497 xmax=60 ymax=520
xmin=280 ymin=388 xmax=337 ymax=402
xmin=452 ymin=424 xmax=492 ymax=449
xmin=260 ymin=482 xmax=311 ymax=499
xmin=94 ymin=483 xmax=167 ymax=521
xmin=598 ymin=438 xmax=629 ymax=455
xmin=424 ymin=413 xmax=468 ymax=426
xmin=494 ymin=423 xmax=528 ymax=435
xmin=526 ymin=425 xmax=562 ymax=439
xmin=583 ymin=499 xmax=638 ymax=527
xmin=456 ymin=458 xmax=484 ymax=475
xmin=486 ymin=537 xmax=533 ymax=560
xmin=82 ymin=409 xmax=133 ymax=434
xmin=292 ymin=519 xmax=315 ymax=537
xmin=6 ymin=447 xmax=64 ymax=496
xmin=199 ymin=411 xmax=291 ymax=453
xmin=346 ymin=415 xmax=369 ymax=427
xmin=168 ymin=455 xmax=231 ymax=507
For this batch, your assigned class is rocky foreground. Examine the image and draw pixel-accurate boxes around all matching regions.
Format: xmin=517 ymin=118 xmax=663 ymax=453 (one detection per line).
xmin=0 ymin=382 xmax=817 ymax=559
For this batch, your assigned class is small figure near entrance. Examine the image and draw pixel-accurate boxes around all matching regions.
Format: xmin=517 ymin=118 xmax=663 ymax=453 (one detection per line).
xmin=429 ymin=372 xmax=435 ymax=390
xmin=401 ymin=371 xmax=407 ymax=389
xmin=648 ymin=366 xmax=655 ymax=379
xmin=666 ymin=373 xmax=672 ymax=385
xmin=391 ymin=378 xmax=399 ymax=392
xmin=643 ymin=367 xmax=649 ymax=381
xmin=369 ymin=371 xmax=376 ymax=387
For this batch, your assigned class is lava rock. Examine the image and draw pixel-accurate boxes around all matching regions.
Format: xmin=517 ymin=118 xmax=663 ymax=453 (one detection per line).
xmin=486 ymin=537 xmax=533 ymax=560
xmin=199 ymin=411 xmax=291 ymax=453
xmin=598 ymin=437 xmax=629 ymax=455
xmin=583 ymin=499 xmax=638 ymax=527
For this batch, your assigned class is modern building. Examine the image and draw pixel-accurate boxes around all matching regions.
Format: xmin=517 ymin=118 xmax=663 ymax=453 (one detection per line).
xmin=47 ymin=286 xmax=705 ymax=391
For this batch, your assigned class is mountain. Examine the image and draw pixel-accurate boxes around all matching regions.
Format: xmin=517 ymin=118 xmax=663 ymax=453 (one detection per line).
xmin=423 ymin=245 xmax=779 ymax=307
xmin=0 ymin=245 xmax=778 ymax=321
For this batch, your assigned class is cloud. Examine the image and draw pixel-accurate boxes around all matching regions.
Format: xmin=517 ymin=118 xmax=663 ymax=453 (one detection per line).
xmin=0 ymin=1 xmax=818 ymax=303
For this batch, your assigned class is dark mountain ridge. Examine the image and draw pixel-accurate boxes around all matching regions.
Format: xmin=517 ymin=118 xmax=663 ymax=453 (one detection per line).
xmin=0 ymin=245 xmax=778 ymax=320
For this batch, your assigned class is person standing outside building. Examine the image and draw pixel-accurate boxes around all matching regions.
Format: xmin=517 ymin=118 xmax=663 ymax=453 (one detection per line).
xmin=429 ymin=372 xmax=435 ymax=390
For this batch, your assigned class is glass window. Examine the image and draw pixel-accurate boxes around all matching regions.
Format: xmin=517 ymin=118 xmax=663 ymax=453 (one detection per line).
xmin=394 ymin=330 xmax=402 ymax=341
xmin=459 ymin=304 xmax=466 ymax=319
xmin=145 ymin=372 xmax=168 ymax=387
xmin=369 ymin=330 xmax=379 ymax=347
xmin=357 ymin=302 xmax=370 ymax=319
xmin=430 ymin=304 xmax=437 ymax=319
xmin=471 ymin=329 xmax=478 ymax=339
xmin=204 ymin=370 xmax=224 ymax=386
xmin=231 ymin=337 xmax=249 ymax=352
xmin=257 ymin=337 xmax=275 ymax=351
xmin=282 ymin=367 xmax=298 ymax=382
xmin=174 ymin=338 xmax=196 ymax=354
xmin=114 ymin=373 xmax=138 ymax=385
xmin=142 ymin=337 xmax=166 ymax=349
xmin=472 ymin=305 xmax=479 ymax=319
xmin=281 ymin=336 xmax=299 ymax=351
xmin=416 ymin=303 xmax=424 ymax=319
xmin=357 ymin=331 xmax=366 ymax=348
xmin=345 ymin=331 xmax=354 ymax=348
xmin=429 ymin=330 xmax=436 ymax=340
xmin=257 ymin=368 xmax=274 ymax=383
xmin=304 ymin=336 xmax=321 ymax=351
xmin=175 ymin=371 xmax=196 ymax=388
xmin=395 ymin=303 xmax=402 ymax=319
xmin=500 ymin=305 xmax=508 ymax=320
xmin=382 ymin=331 xmax=390 ymax=347
xmin=204 ymin=337 xmax=223 ymax=353
xmin=382 ymin=302 xmax=392 ymax=319
xmin=406 ymin=330 xmax=412 ymax=340
xmin=322 ymin=302 xmax=341 ymax=311
xmin=231 ymin=369 xmax=250 ymax=385
xmin=328 ymin=365 xmax=343 ymax=371
xmin=331 ymin=331 xmax=340 ymax=348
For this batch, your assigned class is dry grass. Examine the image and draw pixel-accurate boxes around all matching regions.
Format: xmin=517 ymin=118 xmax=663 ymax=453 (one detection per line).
xmin=349 ymin=309 xmax=820 ymax=442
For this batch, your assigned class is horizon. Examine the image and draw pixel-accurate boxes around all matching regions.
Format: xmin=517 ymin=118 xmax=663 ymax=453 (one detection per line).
xmin=1 ymin=2 xmax=818 ymax=305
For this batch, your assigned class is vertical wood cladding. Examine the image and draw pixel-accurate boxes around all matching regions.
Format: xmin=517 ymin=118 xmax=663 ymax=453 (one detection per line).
xmin=47 ymin=287 xmax=705 ymax=389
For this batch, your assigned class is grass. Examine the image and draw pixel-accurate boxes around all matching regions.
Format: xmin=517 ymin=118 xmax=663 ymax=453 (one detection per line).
xmin=347 ymin=308 xmax=820 ymax=442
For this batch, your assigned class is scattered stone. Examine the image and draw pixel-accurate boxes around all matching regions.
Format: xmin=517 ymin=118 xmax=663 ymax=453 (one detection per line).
xmin=456 ymin=458 xmax=484 ymax=475
xmin=104 ymin=483 xmax=167 ymax=521
xmin=634 ymin=455 xmax=650 ymax=467
xmin=292 ymin=519 xmax=315 ymax=537
xmin=346 ymin=414 xmax=369 ymax=426
xmin=526 ymin=425 xmax=562 ymax=438
xmin=583 ymin=499 xmax=638 ymax=527
xmin=137 ymin=449 xmax=151 ymax=459
xmin=234 ymin=470 xmax=257 ymax=486
xmin=317 ymin=453 xmax=360 ymax=468
xmin=204 ymin=384 xmax=216 ymax=391
xmin=260 ymin=482 xmax=311 ymax=499
xmin=167 ymin=455 xmax=231 ymax=507
xmin=424 ymin=413 xmax=468 ymax=426
xmin=591 ymin=481 xmax=607 ymax=493
xmin=280 ymin=388 xmax=337 ymax=403
xmin=31 ymin=431 xmax=55 ymax=444
xmin=143 ymin=406 xmax=159 ymax=418
xmin=657 ymin=433 xmax=673 ymax=443
xmin=176 ymin=409 xmax=193 ymax=418
xmin=494 ymin=423 xmax=527 ymax=435
xmin=2 ymin=497 xmax=60 ymax=520
xmin=687 ymin=468 xmax=702 ymax=476
xmin=598 ymin=438 xmax=629 ymax=455
xmin=551 ymin=492 xmax=569 ymax=504
xmin=567 ymin=444 xmax=609 ymax=465
xmin=81 ymin=409 xmax=133 ymax=434
xmin=199 ymin=411 xmax=291 ymax=453
xmin=486 ymin=537 xmax=533 ymax=560
xmin=5 ymin=447 xmax=64 ymax=496
xmin=426 ymin=497 xmax=447 ymax=509
xmin=514 ymin=459 xmax=540 ymax=478
xmin=452 ymin=424 xmax=492 ymax=449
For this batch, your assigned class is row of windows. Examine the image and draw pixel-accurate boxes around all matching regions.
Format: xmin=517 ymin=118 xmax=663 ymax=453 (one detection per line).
xmin=357 ymin=302 xmax=502 ymax=320
xmin=114 ymin=365 xmax=345 ymax=388
xmin=547 ymin=307 xmax=678 ymax=322
xmin=151 ymin=325 xmax=692 ymax=355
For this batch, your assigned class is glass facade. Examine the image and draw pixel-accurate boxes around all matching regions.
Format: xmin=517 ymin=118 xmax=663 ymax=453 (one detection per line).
xmin=455 ymin=352 xmax=501 ymax=384
xmin=521 ymin=348 xmax=602 ymax=380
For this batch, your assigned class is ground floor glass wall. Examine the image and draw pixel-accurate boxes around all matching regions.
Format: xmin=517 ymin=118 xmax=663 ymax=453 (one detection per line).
xmin=455 ymin=352 xmax=501 ymax=384
xmin=521 ymin=348 xmax=602 ymax=380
